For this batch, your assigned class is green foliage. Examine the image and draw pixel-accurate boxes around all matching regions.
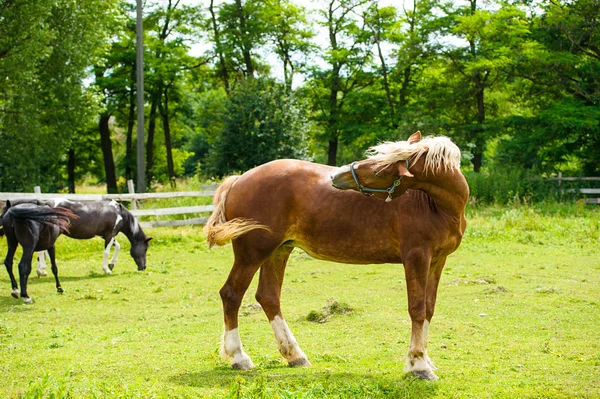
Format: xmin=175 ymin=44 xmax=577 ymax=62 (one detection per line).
xmin=205 ymin=78 xmax=311 ymax=176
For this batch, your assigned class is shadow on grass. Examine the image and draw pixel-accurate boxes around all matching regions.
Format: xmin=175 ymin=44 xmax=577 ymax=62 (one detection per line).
xmin=169 ymin=366 xmax=438 ymax=398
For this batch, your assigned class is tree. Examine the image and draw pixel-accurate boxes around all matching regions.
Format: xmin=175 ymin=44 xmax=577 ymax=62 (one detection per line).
xmin=206 ymin=78 xmax=310 ymax=176
xmin=309 ymin=0 xmax=375 ymax=166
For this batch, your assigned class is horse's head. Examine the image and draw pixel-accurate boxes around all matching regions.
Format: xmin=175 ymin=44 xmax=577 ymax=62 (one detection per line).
xmin=331 ymin=132 xmax=424 ymax=201
xmin=130 ymin=237 xmax=152 ymax=271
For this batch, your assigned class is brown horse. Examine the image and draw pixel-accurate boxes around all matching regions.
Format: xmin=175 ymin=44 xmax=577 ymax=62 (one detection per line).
xmin=204 ymin=131 xmax=468 ymax=380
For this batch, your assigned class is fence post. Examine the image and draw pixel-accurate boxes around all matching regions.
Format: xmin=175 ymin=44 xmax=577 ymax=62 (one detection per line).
xmin=34 ymin=186 xmax=41 ymax=195
xmin=127 ymin=179 xmax=137 ymax=210
xmin=557 ymin=172 xmax=562 ymax=189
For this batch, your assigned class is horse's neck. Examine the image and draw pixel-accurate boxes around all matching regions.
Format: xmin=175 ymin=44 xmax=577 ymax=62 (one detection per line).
xmin=120 ymin=212 xmax=139 ymax=243
xmin=415 ymin=171 xmax=468 ymax=220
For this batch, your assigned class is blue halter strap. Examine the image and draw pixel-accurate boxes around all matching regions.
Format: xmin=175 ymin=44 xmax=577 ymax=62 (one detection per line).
xmin=349 ymin=159 xmax=409 ymax=202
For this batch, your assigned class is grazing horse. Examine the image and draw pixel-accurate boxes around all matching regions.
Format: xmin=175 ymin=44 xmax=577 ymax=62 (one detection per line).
xmin=2 ymin=201 xmax=77 ymax=303
xmin=2 ymin=199 xmax=151 ymax=274
xmin=204 ymin=132 xmax=468 ymax=380
xmin=52 ymin=199 xmax=151 ymax=274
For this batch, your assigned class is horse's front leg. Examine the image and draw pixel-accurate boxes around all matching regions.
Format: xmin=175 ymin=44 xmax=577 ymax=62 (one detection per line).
xmin=108 ymin=239 xmax=120 ymax=271
xmin=18 ymin=246 xmax=35 ymax=303
xmin=102 ymin=237 xmax=115 ymax=274
xmin=423 ymin=257 xmax=448 ymax=372
xmin=47 ymin=246 xmax=63 ymax=294
xmin=403 ymin=248 xmax=438 ymax=380
xmin=255 ymin=246 xmax=310 ymax=367
xmin=4 ymin=242 xmax=19 ymax=298
xmin=36 ymin=251 xmax=49 ymax=277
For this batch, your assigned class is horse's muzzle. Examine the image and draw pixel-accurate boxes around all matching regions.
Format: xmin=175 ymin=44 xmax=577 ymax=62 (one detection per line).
xmin=330 ymin=165 xmax=353 ymax=190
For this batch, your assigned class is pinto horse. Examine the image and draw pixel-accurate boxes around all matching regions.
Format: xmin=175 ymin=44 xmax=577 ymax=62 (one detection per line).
xmin=204 ymin=132 xmax=468 ymax=380
xmin=2 ymin=199 xmax=151 ymax=275
xmin=50 ymin=199 xmax=151 ymax=274
xmin=2 ymin=201 xmax=77 ymax=303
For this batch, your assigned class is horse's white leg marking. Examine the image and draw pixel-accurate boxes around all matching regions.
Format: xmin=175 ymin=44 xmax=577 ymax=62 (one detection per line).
xmin=102 ymin=238 xmax=114 ymax=274
xmin=36 ymin=251 xmax=48 ymax=277
xmin=221 ymin=328 xmax=254 ymax=370
xmin=404 ymin=322 xmax=435 ymax=376
xmin=11 ymin=288 xmax=20 ymax=298
xmin=422 ymin=320 xmax=437 ymax=370
xmin=110 ymin=239 xmax=120 ymax=266
xmin=270 ymin=315 xmax=310 ymax=366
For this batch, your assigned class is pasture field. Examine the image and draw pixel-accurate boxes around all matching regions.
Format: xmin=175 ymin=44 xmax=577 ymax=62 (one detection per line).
xmin=0 ymin=204 xmax=599 ymax=398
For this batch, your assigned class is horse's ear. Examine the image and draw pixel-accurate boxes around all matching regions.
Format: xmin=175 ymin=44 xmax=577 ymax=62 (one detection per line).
xmin=6 ymin=200 xmax=11 ymax=209
xmin=397 ymin=161 xmax=414 ymax=178
xmin=145 ymin=237 xmax=153 ymax=243
xmin=408 ymin=131 xmax=422 ymax=144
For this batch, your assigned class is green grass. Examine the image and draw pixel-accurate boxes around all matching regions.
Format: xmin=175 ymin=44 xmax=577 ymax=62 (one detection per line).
xmin=1 ymin=205 xmax=599 ymax=398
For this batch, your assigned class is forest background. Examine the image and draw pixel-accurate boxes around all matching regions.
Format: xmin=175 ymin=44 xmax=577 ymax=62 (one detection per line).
xmin=0 ymin=0 xmax=598 ymax=204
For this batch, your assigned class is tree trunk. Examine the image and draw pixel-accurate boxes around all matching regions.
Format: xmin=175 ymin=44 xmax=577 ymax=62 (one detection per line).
xmin=125 ymin=82 xmax=135 ymax=180
xmin=99 ymin=112 xmax=118 ymax=193
xmin=67 ymin=148 xmax=75 ymax=194
xmin=327 ymin=138 xmax=338 ymax=166
xmin=159 ymin=87 xmax=176 ymax=186
xmin=234 ymin=0 xmax=254 ymax=77
xmin=210 ymin=0 xmax=230 ymax=95
xmin=146 ymin=98 xmax=158 ymax=185
xmin=375 ymin=38 xmax=395 ymax=125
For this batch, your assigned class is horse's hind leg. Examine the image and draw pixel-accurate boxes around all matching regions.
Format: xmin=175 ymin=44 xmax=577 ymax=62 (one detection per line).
xmin=255 ymin=246 xmax=310 ymax=367
xmin=18 ymin=246 xmax=35 ymax=303
xmin=4 ymin=242 xmax=19 ymax=298
xmin=36 ymin=251 xmax=49 ymax=277
xmin=47 ymin=246 xmax=63 ymax=294
xmin=220 ymin=240 xmax=277 ymax=370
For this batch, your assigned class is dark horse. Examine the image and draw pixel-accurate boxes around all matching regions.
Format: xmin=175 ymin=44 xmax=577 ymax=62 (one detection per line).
xmin=204 ymin=132 xmax=468 ymax=380
xmin=2 ymin=201 xmax=76 ymax=303
xmin=2 ymin=199 xmax=151 ymax=275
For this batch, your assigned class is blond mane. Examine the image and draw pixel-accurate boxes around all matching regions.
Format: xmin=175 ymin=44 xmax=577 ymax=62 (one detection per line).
xmin=366 ymin=136 xmax=461 ymax=174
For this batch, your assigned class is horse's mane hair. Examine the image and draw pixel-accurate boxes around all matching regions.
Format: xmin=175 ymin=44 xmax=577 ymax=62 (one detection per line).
xmin=366 ymin=135 xmax=461 ymax=174
xmin=119 ymin=204 xmax=146 ymax=240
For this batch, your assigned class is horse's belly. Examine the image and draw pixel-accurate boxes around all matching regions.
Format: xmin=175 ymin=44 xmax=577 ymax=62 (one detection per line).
xmin=292 ymin=240 xmax=402 ymax=265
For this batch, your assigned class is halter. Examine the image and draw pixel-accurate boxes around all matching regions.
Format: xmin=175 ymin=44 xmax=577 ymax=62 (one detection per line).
xmin=349 ymin=159 xmax=409 ymax=203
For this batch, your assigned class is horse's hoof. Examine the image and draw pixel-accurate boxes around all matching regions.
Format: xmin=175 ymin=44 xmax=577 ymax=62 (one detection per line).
xmin=57 ymin=287 xmax=64 ymax=294
xmin=37 ymin=270 xmax=48 ymax=278
xmin=411 ymin=369 xmax=439 ymax=381
xmin=289 ymin=358 xmax=312 ymax=367
xmin=23 ymin=297 xmax=33 ymax=304
xmin=108 ymin=263 xmax=115 ymax=271
xmin=11 ymin=289 xmax=20 ymax=299
xmin=104 ymin=269 xmax=112 ymax=275
xmin=231 ymin=358 xmax=254 ymax=370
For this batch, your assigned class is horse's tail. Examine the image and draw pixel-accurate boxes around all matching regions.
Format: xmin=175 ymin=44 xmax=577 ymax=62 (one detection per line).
xmin=6 ymin=205 xmax=77 ymax=234
xmin=204 ymin=176 xmax=271 ymax=248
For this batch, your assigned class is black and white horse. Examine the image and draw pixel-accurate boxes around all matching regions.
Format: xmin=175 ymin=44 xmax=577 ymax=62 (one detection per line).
xmin=2 ymin=201 xmax=76 ymax=303
xmin=2 ymin=199 xmax=151 ymax=275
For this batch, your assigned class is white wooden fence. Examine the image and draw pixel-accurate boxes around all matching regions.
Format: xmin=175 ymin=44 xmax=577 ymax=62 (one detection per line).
xmin=546 ymin=173 xmax=600 ymax=204
xmin=0 ymin=181 xmax=219 ymax=228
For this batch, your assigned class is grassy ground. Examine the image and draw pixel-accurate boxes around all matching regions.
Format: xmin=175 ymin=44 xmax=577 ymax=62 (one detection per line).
xmin=0 ymin=204 xmax=599 ymax=398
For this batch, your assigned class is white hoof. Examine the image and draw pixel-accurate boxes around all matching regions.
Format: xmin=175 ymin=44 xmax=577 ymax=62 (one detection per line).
xmin=23 ymin=297 xmax=33 ymax=304
xmin=104 ymin=269 xmax=112 ymax=275
xmin=11 ymin=289 xmax=20 ymax=299
xmin=231 ymin=355 xmax=254 ymax=370
xmin=425 ymin=354 xmax=437 ymax=370
xmin=37 ymin=270 xmax=48 ymax=277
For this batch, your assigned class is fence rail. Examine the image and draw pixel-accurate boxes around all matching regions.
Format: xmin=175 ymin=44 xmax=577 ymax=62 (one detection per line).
xmin=0 ymin=182 xmax=219 ymax=228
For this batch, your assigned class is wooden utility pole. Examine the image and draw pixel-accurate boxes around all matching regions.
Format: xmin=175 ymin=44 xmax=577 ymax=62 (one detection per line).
xmin=136 ymin=0 xmax=145 ymax=193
